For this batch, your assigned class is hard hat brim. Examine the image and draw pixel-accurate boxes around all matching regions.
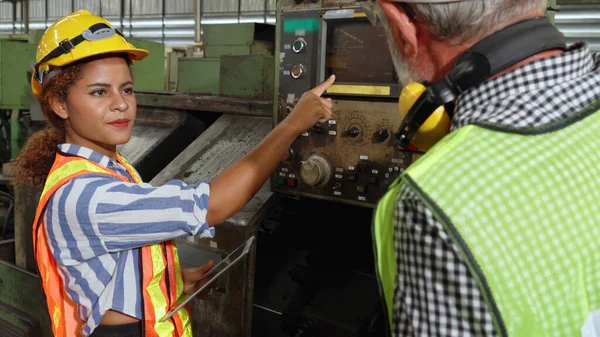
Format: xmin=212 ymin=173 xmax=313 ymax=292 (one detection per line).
xmin=45 ymin=46 xmax=150 ymax=68
xmin=111 ymin=47 xmax=149 ymax=61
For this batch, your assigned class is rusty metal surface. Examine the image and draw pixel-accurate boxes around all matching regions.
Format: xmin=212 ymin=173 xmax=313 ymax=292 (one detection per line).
xmin=151 ymin=114 xmax=274 ymax=229
xmin=13 ymin=184 xmax=40 ymax=274
xmin=135 ymin=91 xmax=273 ymax=118
xmin=117 ymin=108 xmax=186 ymax=167
xmin=151 ymin=114 xmax=275 ymax=337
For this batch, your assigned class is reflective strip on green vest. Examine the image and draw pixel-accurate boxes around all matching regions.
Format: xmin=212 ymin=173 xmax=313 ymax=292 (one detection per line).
xmin=398 ymin=106 xmax=600 ymax=337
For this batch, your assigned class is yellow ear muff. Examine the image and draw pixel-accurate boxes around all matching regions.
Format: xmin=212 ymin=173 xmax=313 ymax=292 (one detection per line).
xmin=398 ymin=82 xmax=451 ymax=152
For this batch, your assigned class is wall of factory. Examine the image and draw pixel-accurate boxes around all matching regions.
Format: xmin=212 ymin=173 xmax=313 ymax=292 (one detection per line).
xmin=0 ymin=0 xmax=598 ymax=50
xmin=0 ymin=0 xmax=276 ymax=47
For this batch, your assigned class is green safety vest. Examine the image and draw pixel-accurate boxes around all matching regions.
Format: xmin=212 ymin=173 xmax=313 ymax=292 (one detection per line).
xmin=373 ymin=103 xmax=600 ymax=337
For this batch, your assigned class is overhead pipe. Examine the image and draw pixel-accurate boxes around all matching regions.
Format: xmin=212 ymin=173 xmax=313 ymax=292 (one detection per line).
xmin=264 ymin=0 xmax=269 ymax=23
xmin=22 ymin=0 xmax=29 ymax=34
xmin=193 ymin=0 xmax=202 ymax=55
xmin=12 ymin=1 xmax=16 ymax=34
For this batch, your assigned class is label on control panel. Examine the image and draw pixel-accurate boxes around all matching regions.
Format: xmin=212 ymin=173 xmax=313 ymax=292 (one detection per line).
xmin=279 ymin=172 xmax=286 ymax=177
xmin=335 ymin=174 xmax=343 ymax=180
xmin=329 ymin=120 xmax=337 ymax=125
xmin=329 ymin=131 xmax=337 ymax=136
xmin=286 ymin=94 xmax=296 ymax=104
xmin=336 ymin=167 xmax=344 ymax=173
xmin=348 ymin=166 xmax=355 ymax=171
xmin=392 ymin=158 xmax=402 ymax=164
xmin=372 ymin=169 xmax=379 ymax=174
xmin=324 ymin=9 xmax=356 ymax=19
xmin=295 ymin=30 xmax=306 ymax=36
xmin=289 ymin=174 xmax=296 ymax=179
xmin=284 ymin=44 xmax=291 ymax=50
xmin=334 ymin=191 xmax=342 ymax=196
xmin=281 ymin=168 xmax=289 ymax=173
xmin=360 ymin=155 xmax=369 ymax=160
xmin=358 ymin=196 xmax=367 ymax=201
xmin=283 ymin=70 xmax=291 ymax=76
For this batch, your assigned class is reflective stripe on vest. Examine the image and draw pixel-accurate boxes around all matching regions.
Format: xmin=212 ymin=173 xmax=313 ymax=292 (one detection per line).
xmin=33 ymin=152 xmax=192 ymax=336
xmin=117 ymin=155 xmax=192 ymax=337
xmin=375 ymin=106 xmax=600 ymax=337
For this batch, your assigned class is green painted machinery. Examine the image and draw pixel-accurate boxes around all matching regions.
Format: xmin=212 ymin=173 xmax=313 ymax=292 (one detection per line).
xmin=176 ymin=23 xmax=275 ymax=98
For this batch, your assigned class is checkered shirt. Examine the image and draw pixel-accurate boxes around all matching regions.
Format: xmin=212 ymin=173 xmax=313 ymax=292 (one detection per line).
xmin=392 ymin=42 xmax=600 ymax=337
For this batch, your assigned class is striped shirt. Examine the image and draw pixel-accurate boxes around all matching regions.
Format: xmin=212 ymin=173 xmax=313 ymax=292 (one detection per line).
xmin=44 ymin=143 xmax=215 ymax=336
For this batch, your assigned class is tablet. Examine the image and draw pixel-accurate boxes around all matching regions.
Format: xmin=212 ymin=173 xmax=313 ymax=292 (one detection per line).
xmin=160 ymin=236 xmax=255 ymax=322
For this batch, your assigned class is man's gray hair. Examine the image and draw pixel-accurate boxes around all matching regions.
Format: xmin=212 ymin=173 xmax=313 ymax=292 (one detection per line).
xmin=411 ymin=0 xmax=548 ymax=44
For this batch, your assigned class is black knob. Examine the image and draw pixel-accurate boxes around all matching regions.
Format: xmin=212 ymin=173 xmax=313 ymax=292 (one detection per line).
xmin=312 ymin=123 xmax=325 ymax=134
xmin=282 ymin=148 xmax=295 ymax=162
xmin=376 ymin=128 xmax=390 ymax=143
xmin=345 ymin=127 xmax=360 ymax=138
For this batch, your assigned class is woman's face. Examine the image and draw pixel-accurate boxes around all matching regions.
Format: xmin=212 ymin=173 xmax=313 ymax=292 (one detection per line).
xmin=54 ymin=56 xmax=136 ymax=152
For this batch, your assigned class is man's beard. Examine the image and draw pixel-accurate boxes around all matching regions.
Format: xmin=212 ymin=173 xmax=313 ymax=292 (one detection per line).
xmin=377 ymin=6 xmax=423 ymax=86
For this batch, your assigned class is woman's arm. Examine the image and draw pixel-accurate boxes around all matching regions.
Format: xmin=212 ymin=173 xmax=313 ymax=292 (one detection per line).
xmin=205 ymin=76 xmax=335 ymax=225
xmin=44 ymin=77 xmax=335 ymax=265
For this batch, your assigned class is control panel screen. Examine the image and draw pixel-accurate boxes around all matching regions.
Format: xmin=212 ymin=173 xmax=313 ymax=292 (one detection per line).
xmin=325 ymin=19 xmax=397 ymax=85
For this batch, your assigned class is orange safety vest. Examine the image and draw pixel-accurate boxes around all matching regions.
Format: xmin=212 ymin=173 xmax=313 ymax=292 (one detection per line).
xmin=32 ymin=152 xmax=193 ymax=337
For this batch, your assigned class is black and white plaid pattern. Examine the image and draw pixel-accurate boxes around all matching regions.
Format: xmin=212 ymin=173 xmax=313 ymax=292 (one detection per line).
xmin=392 ymin=43 xmax=600 ymax=337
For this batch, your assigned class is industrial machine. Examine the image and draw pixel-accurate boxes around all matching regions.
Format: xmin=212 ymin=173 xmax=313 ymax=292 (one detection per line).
xmin=271 ymin=0 xmax=419 ymax=208
xmin=251 ymin=1 xmax=410 ymax=337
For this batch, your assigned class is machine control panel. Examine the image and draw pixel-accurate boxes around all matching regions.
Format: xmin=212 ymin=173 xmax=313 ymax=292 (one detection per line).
xmin=272 ymin=2 xmax=420 ymax=207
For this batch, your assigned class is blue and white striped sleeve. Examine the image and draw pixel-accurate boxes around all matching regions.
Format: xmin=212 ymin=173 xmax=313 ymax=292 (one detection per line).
xmin=45 ymin=174 xmax=214 ymax=264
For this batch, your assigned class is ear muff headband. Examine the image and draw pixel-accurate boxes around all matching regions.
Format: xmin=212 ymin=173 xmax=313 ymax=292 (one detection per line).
xmin=396 ymin=17 xmax=567 ymax=149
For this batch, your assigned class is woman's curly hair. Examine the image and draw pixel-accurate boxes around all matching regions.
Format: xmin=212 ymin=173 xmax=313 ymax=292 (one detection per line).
xmin=14 ymin=62 xmax=85 ymax=188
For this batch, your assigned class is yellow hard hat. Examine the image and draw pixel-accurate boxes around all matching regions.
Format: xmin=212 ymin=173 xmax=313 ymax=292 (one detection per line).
xmin=31 ymin=9 xmax=148 ymax=97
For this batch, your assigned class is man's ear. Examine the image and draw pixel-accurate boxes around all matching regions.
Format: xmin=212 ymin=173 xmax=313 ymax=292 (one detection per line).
xmin=378 ymin=0 xmax=418 ymax=56
xmin=49 ymin=95 xmax=69 ymax=120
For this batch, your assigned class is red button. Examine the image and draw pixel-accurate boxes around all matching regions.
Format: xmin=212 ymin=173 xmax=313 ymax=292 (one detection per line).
xmin=287 ymin=178 xmax=297 ymax=187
